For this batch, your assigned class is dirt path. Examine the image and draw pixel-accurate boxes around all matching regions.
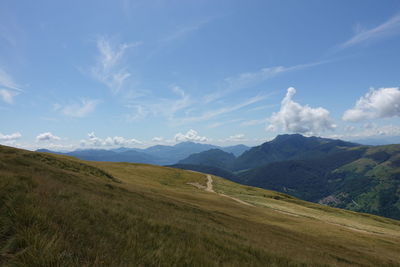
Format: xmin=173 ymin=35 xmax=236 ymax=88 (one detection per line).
xmin=205 ymin=175 xmax=214 ymax=192
xmin=188 ymin=174 xmax=254 ymax=207
xmin=188 ymin=175 xmax=396 ymax=236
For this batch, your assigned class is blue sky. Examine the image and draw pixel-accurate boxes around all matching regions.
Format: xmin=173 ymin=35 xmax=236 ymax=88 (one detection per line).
xmin=1 ymin=0 xmax=400 ymax=150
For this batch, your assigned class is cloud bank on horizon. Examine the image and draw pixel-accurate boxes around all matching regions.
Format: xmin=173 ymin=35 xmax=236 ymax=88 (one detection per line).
xmin=1 ymin=1 xmax=400 ymax=150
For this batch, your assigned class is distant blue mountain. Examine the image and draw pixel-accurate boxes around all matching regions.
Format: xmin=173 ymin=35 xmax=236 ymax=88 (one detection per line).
xmin=351 ymin=136 xmax=400 ymax=146
xmin=35 ymin=142 xmax=249 ymax=165
xmin=220 ymin=144 xmax=249 ymax=157
xmin=142 ymin=142 xmax=218 ymax=164
xmin=177 ymin=149 xmax=236 ymax=170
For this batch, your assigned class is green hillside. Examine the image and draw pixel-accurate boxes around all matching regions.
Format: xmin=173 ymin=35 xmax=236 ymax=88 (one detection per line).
xmin=236 ymin=145 xmax=400 ymax=220
xmin=174 ymin=135 xmax=400 ymax=220
xmin=1 ymin=145 xmax=400 ymax=266
xmin=232 ymin=134 xmax=358 ymax=171
xmin=177 ymin=149 xmax=236 ymax=170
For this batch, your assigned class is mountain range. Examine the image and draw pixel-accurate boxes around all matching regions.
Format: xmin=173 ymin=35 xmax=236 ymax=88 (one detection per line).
xmin=36 ymin=134 xmax=400 ymax=220
xmin=37 ymin=142 xmax=249 ymax=166
xmin=171 ymin=134 xmax=400 ymax=220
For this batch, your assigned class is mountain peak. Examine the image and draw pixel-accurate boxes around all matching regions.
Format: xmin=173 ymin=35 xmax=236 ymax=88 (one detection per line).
xmin=272 ymin=134 xmax=306 ymax=142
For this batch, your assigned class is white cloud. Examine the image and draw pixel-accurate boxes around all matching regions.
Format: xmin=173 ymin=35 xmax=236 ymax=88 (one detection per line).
xmin=360 ymin=124 xmax=400 ymax=137
xmin=174 ymin=129 xmax=208 ymax=143
xmin=0 ymin=68 xmax=21 ymax=90
xmin=56 ymin=99 xmax=100 ymax=117
xmin=35 ymin=143 xmax=76 ymax=151
xmin=0 ymin=132 xmax=21 ymax=142
xmin=226 ymin=134 xmax=245 ymax=142
xmin=126 ymin=85 xmax=191 ymax=122
xmin=343 ymin=87 xmax=400 ymax=122
xmin=162 ymin=18 xmax=211 ymax=43
xmin=341 ymin=14 xmax=400 ymax=48
xmin=0 ymin=68 xmax=22 ymax=104
xmin=241 ymin=118 xmax=268 ymax=126
xmin=177 ymin=94 xmax=267 ymax=125
xmin=330 ymin=124 xmax=400 ymax=140
xmin=204 ymin=61 xmax=325 ymax=103
xmin=344 ymin=125 xmax=356 ymax=132
xmin=36 ymin=132 xmax=61 ymax=142
xmin=151 ymin=137 xmax=164 ymax=142
xmin=165 ymin=86 xmax=191 ymax=117
xmin=267 ymin=87 xmax=336 ymax=134
xmin=0 ymin=89 xmax=16 ymax=103
xmin=364 ymin=122 xmax=376 ymax=129
xmin=208 ymin=119 xmax=243 ymax=129
xmin=126 ymin=105 xmax=149 ymax=122
xmin=92 ymin=36 xmax=141 ymax=94
xmin=81 ymin=132 xmax=142 ymax=147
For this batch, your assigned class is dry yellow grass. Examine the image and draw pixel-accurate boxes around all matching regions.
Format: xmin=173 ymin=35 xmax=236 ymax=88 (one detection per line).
xmin=1 ymin=145 xmax=400 ymax=266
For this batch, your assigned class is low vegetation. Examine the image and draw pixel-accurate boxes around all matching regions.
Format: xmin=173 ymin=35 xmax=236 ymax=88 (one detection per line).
xmin=1 ymin=145 xmax=400 ymax=266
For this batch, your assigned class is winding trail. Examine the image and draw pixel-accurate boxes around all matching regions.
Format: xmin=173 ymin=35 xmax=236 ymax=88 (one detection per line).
xmin=187 ymin=175 xmax=398 ymax=236
xmin=188 ymin=174 xmax=254 ymax=207
xmin=204 ymin=175 xmax=214 ymax=192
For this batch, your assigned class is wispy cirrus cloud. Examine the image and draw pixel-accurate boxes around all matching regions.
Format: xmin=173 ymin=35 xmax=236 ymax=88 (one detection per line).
xmin=54 ymin=99 xmax=100 ymax=118
xmin=340 ymin=13 xmax=400 ymax=49
xmin=146 ymin=17 xmax=214 ymax=60
xmin=176 ymin=94 xmax=267 ymax=125
xmin=204 ymin=61 xmax=326 ymax=103
xmin=208 ymin=118 xmax=243 ymax=129
xmin=0 ymin=89 xmax=16 ymax=104
xmin=0 ymin=68 xmax=21 ymax=90
xmin=126 ymin=85 xmax=192 ymax=122
xmin=91 ymin=36 xmax=141 ymax=94
xmin=0 ymin=67 xmax=22 ymax=104
xmin=161 ymin=18 xmax=212 ymax=44
xmin=241 ymin=118 xmax=269 ymax=127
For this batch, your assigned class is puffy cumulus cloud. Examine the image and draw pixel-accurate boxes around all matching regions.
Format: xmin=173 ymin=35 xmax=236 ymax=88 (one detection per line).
xmin=174 ymin=129 xmax=208 ymax=143
xmin=81 ymin=132 xmax=142 ymax=147
xmin=0 ymin=132 xmax=21 ymax=142
xmin=36 ymin=132 xmax=61 ymax=142
xmin=342 ymin=87 xmax=400 ymax=122
xmin=267 ymin=87 xmax=336 ymax=134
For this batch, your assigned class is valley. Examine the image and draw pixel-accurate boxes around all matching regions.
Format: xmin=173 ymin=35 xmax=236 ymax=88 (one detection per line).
xmin=171 ymin=134 xmax=400 ymax=220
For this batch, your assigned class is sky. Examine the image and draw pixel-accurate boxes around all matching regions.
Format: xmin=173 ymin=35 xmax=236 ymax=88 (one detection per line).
xmin=1 ymin=0 xmax=400 ymax=150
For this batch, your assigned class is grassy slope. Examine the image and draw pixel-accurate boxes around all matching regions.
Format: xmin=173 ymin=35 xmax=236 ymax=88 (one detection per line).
xmin=235 ymin=145 xmax=400 ymax=219
xmin=326 ymin=145 xmax=400 ymax=218
xmin=1 ymin=145 xmax=400 ymax=266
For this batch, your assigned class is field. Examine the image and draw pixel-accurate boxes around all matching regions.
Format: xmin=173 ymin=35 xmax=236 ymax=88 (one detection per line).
xmin=1 ymin=145 xmax=400 ymax=266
